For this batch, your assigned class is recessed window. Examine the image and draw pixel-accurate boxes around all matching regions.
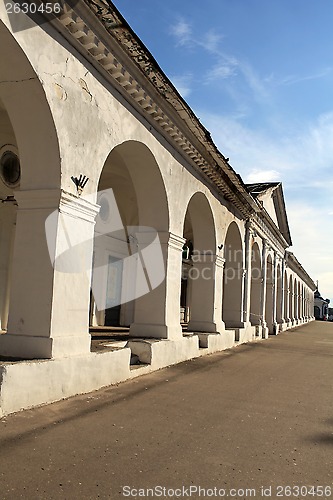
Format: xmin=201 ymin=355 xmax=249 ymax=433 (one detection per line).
xmin=0 ymin=151 xmax=21 ymax=188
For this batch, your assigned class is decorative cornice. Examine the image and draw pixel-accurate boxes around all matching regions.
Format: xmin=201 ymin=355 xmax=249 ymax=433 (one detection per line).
xmin=251 ymin=213 xmax=286 ymax=256
xmin=285 ymin=252 xmax=316 ymax=290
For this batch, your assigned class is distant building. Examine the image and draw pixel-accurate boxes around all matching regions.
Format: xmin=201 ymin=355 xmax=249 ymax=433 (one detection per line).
xmin=314 ymin=289 xmax=330 ymax=320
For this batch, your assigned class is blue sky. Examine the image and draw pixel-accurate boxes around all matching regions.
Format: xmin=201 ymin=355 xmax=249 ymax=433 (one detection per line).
xmin=113 ymin=0 xmax=333 ymax=302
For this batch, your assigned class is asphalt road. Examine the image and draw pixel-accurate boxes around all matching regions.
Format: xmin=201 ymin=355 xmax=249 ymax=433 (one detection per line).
xmin=0 ymin=322 xmax=333 ymax=500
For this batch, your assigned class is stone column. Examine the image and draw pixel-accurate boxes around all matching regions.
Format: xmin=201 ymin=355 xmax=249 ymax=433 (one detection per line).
xmin=129 ymin=232 xmax=184 ymax=340
xmin=280 ymin=259 xmax=286 ymax=324
xmin=187 ymin=254 xmax=225 ymax=333
xmin=294 ymin=287 xmax=298 ymax=324
xmin=260 ymin=239 xmax=267 ymax=333
xmin=290 ymin=290 xmax=294 ymax=324
xmin=0 ymin=189 xmax=99 ymax=359
xmin=0 ymin=201 xmax=16 ymax=331
xmin=242 ymin=222 xmax=252 ymax=325
xmin=272 ymin=251 xmax=278 ymax=333
xmin=284 ymin=250 xmax=290 ymax=323
xmin=285 ymin=288 xmax=290 ymax=325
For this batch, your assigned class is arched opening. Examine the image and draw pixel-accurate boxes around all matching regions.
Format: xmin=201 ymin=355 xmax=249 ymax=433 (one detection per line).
xmin=0 ymin=21 xmax=60 ymax=190
xmin=276 ymin=263 xmax=283 ymax=324
xmin=181 ymin=192 xmax=217 ymax=332
xmin=181 ymin=208 xmax=193 ymax=325
xmin=265 ymin=254 xmax=274 ymax=333
xmin=223 ymin=222 xmax=244 ymax=328
xmin=0 ymin=98 xmax=19 ymax=331
xmin=250 ymin=242 xmax=261 ymax=326
xmin=0 ymin=21 xmax=62 ymax=359
xmin=90 ymin=141 xmax=170 ymax=336
xmin=314 ymin=305 xmax=320 ymax=320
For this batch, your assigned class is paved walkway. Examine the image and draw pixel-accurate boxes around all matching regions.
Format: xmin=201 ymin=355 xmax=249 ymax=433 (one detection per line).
xmin=0 ymin=321 xmax=333 ymax=499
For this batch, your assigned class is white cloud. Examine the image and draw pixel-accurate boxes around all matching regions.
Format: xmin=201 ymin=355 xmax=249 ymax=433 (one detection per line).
xmin=170 ymin=20 xmax=192 ymax=46
xmin=197 ymin=112 xmax=292 ymax=176
xmin=198 ymin=110 xmax=333 ymax=186
xmin=169 ymin=18 xmax=270 ymax=105
xmin=199 ymin=30 xmax=224 ymax=53
xmin=277 ymin=67 xmax=332 ymax=86
xmin=245 ymin=169 xmax=280 ymax=183
xmin=206 ymin=58 xmax=238 ymax=82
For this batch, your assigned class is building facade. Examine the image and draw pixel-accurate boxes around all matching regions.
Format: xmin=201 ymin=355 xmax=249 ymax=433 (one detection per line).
xmin=0 ymin=0 xmax=315 ymax=415
xmin=314 ymin=290 xmax=330 ymax=320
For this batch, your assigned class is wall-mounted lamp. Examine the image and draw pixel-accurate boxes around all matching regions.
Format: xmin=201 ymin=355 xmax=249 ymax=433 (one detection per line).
xmin=71 ymin=174 xmax=89 ymax=195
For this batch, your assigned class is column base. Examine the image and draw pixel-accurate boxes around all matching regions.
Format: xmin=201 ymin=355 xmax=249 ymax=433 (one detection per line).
xmin=197 ymin=330 xmax=234 ymax=351
xmin=260 ymin=321 xmax=269 ymax=338
xmin=234 ymin=325 xmax=256 ymax=343
xmin=254 ymin=325 xmax=262 ymax=337
xmin=278 ymin=321 xmax=288 ymax=332
xmin=129 ymin=323 xmax=183 ymax=341
xmin=187 ymin=320 xmax=225 ymax=334
xmin=0 ymin=333 xmax=91 ymax=359
xmin=127 ymin=336 xmax=199 ymax=367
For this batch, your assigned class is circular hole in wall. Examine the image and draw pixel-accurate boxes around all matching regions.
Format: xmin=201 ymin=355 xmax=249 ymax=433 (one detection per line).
xmin=0 ymin=151 xmax=21 ymax=188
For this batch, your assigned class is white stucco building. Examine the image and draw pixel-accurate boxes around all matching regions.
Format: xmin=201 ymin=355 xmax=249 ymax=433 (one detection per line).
xmin=314 ymin=289 xmax=330 ymax=320
xmin=0 ymin=0 xmax=315 ymax=415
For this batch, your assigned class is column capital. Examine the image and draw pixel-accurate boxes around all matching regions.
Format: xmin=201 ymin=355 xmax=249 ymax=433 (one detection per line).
xmin=15 ymin=189 xmax=100 ymax=224
xmin=60 ymin=191 xmax=100 ymax=223
xmin=15 ymin=188 xmax=61 ymax=210
xmin=215 ymin=255 xmax=226 ymax=268
xmin=159 ymin=232 xmax=185 ymax=251
xmin=261 ymin=238 xmax=269 ymax=253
